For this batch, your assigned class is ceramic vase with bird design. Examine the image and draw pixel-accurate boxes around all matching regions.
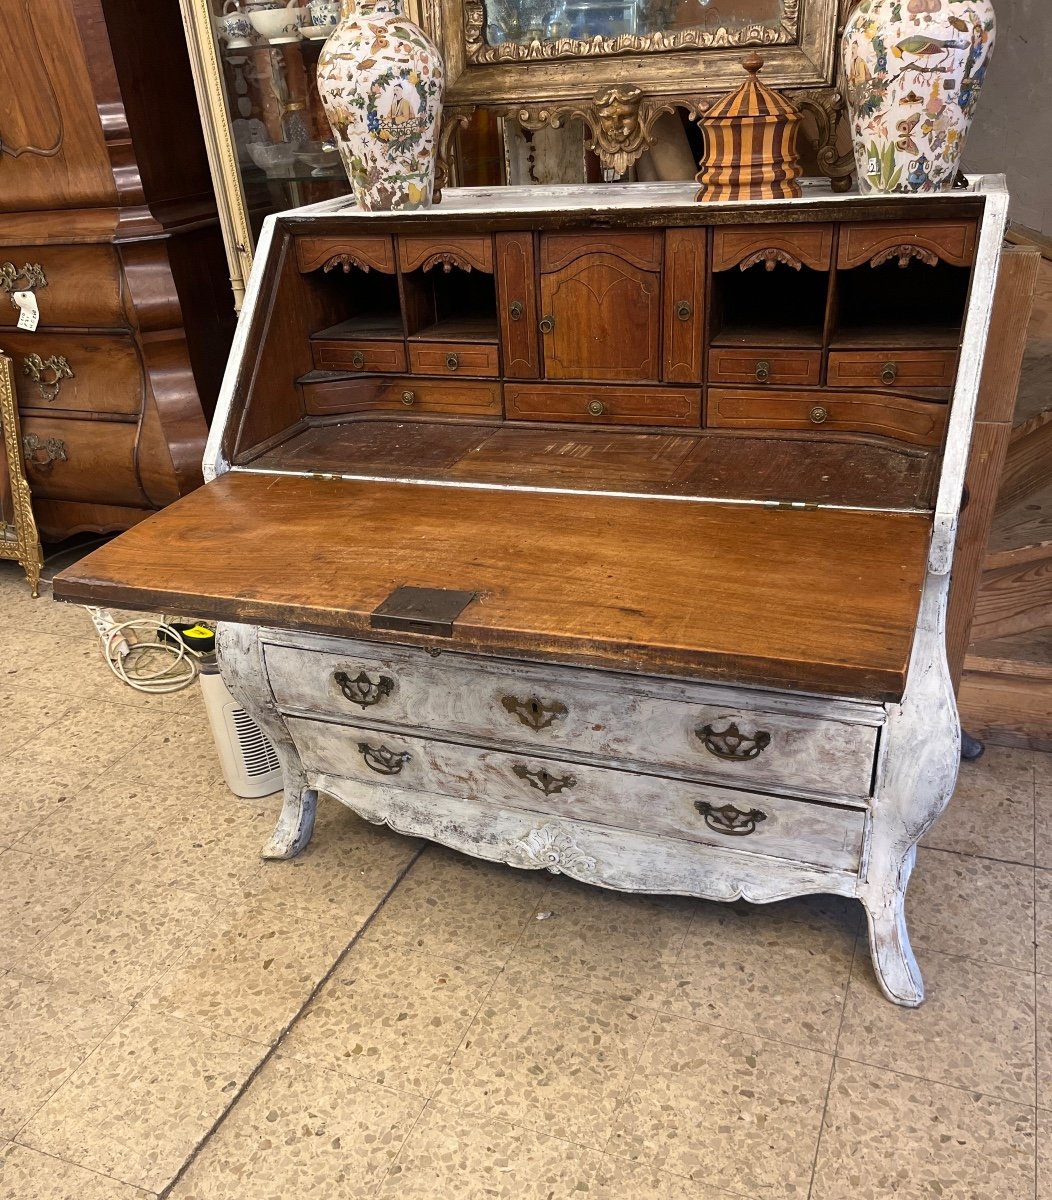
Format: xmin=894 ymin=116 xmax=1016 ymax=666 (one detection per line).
xmin=316 ymin=0 xmax=443 ymax=209
xmin=842 ymin=0 xmax=994 ymax=193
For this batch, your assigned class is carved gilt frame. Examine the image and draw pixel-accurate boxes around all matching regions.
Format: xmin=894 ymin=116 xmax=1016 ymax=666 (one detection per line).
xmin=0 ymin=353 xmax=44 ymax=597
xmin=425 ymin=0 xmax=855 ymax=190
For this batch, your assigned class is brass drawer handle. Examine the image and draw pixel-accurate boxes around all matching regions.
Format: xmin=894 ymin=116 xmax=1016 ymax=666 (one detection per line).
xmin=501 ymin=694 xmax=568 ymax=731
xmin=539 ymin=314 xmax=555 ymax=334
xmin=694 ymin=801 xmax=768 ymax=837
xmin=881 ymin=361 xmax=898 ymax=385
xmin=357 ymin=742 xmax=411 ymax=775
xmin=445 ymin=351 xmax=459 ymax=371
xmin=696 ymin=721 xmax=771 ymax=760
xmin=675 ymin=300 xmax=692 ymax=321
xmin=809 ymin=405 xmax=828 ymax=425
xmin=512 ymin=763 xmax=576 ymax=795
xmin=334 ymin=669 xmax=394 ymax=708
xmin=509 ymin=300 xmax=524 ymax=321
xmin=755 ymin=359 xmax=771 ymax=383
xmin=401 ymin=389 xmax=416 ymax=406
xmin=23 ymin=353 xmax=73 ymax=403
xmin=21 ymin=433 xmax=67 ymax=472
xmin=587 ymin=399 xmax=606 ymax=416
xmin=351 ymin=350 xmax=365 ymax=369
xmin=1 ymin=261 xmax=47 ymax=303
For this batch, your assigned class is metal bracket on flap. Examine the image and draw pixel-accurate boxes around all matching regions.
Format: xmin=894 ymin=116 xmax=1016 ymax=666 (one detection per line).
xmin=370 ymin=585 xmax=477 ymax=637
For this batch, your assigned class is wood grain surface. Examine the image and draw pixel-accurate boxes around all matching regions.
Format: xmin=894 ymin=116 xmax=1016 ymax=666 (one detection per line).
xmin=53 ymin=471 xmax=931 ymax=699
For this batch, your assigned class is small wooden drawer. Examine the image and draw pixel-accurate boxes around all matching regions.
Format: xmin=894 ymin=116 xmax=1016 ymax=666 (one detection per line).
xmin=311 ymin=338 xmax=408 ymax=374
xmin=837 ymin=220 xmax=977 ymax=269
xmin=295 ymin=235 xmax=396 ymax=274
xmin=708 ymin=348 xmax=821 ymax=387
xmin=19 ymin=415 xmax=144 ymax=506
xmin=263 ymin=638 xmax=879 ymax=801
xmin=827 ymin=350 xmax=957 ymax=391
xmin=398 ymin=236 xmax=493 ymax=274
xmin=0 ymin=244 xmax=126 ymax=329
xmin=302 ymin=375 xmax=501 ymax=417
xmin=287 ymin=716 xmax=868 ymax=873
xmin=3 ymin=330 xmax=143 ymax=417
xmin=707 ymin=387 xmax=947 ymax=447
xmin=408 ymin=342 xmax=500 ymax=377
xmin=505 ymin=383 xmax=700 ymax=428
xmin=712 ymin=224 xmax=833 ymax=273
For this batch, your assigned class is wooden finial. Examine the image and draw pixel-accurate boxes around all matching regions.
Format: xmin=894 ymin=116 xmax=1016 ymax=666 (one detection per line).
xmin=742 ymin=52 xmax=764 ymax=74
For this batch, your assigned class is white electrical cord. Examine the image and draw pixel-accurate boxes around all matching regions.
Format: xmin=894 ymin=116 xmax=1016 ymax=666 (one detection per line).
xmin=85 ymin=607 xmax=204 ymax=694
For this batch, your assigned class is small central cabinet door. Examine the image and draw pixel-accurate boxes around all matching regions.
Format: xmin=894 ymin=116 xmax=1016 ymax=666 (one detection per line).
xmin=539 ymin=233 xmax=662 ymax=381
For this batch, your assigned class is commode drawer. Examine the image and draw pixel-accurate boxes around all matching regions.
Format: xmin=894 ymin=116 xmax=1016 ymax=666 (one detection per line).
xmin=287 ymin=716 xmax=868 ymax=873
xmin=0 ymin=244 xmax=126 ymax=329
xmin=263 ymin=640 xmax=879 ymax=800
xmin=19 ymin=415 xmax=143 ymax=506
xmin=3 ymin=330 xmax=144 ymax=417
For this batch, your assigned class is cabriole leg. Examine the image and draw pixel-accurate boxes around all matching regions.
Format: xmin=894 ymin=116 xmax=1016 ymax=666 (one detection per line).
xmin=861 ymin=846 xmax=924 ymax=1007
xmin=263 ymin=778 xmax=317 ymax=860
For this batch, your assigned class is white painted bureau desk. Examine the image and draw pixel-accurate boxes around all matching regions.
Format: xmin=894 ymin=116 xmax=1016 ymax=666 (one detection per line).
xmin=55 ymin=178 xmax=1009 ymax=1006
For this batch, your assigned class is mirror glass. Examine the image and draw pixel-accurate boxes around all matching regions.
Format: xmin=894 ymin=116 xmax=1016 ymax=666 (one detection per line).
xmin=482 ymin=0 xmax=786 ymax=48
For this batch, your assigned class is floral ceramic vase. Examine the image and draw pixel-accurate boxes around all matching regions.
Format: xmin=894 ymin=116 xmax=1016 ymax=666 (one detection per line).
xmin=842 ymin=0 xmax=995 ymax=193
xmin=316 ymin=0 xmax=443 ymax=210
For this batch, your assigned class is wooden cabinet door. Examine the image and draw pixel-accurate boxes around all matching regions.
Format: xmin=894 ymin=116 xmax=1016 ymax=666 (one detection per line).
xmin=539 ymin=233 xmax=662 ymax=381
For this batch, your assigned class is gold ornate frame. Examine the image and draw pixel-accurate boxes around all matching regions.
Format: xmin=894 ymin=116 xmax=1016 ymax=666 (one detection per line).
xmin=426 ymin=0 xmax=855 ymax=190
xmin=0 ymin=353 xmax=44 ymax=597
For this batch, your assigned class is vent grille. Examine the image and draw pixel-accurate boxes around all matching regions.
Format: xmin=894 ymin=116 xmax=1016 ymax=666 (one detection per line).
xmin=231 ymin=707 xmax=281 ymax=777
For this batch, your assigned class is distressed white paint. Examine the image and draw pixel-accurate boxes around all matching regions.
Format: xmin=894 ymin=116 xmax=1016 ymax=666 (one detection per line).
xmin=206 ymin=180 xmax=1008 ymax=1006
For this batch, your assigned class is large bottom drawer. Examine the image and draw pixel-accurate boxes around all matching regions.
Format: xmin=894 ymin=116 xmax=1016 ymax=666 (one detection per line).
xmin=287 ymin=716 xmax=867 ymax=873
xmin=264 ymin=639 xmax=879 ymax=801
xmin=19 ymin=415 xmax=145 ymax=506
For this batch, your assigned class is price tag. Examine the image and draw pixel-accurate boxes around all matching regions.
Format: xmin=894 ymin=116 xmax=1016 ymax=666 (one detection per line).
xmin=12 ymin=290 xmax=39 ymax=332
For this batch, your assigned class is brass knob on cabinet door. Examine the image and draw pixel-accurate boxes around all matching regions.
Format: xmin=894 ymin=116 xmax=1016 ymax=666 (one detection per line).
xmin=809 ymin=405 xmax=828 ymax=424
xmin=881 ymin=361 xmax=898 ymax=385
xmin=587 ymin=399 xmax=606 ymax=416
xmin=755 ymin=359 xmax=771 ymax=383
xmin=351 ymin=350 xmax=365 ymax=369
xmin=675 ymin=300 xmax=692 ymax=321
xmin=445 ymin=351 xmax=459 ymax=371
xmin=508 ymin=300 xmax=524 ymax=321
xmin=401 ymin=389 xmax=416 ymax=406
xmin=538 ymin=314 xmax=555 ymax=334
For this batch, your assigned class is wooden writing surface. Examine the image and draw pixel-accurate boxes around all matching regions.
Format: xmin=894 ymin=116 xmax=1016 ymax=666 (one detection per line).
xmin=54 ymin=472 xmax=931 ymax=700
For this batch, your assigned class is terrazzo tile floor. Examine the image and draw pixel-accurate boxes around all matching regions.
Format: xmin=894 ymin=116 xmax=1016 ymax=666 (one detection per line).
xmin=0 ymin=555 xmax=1049 ymax=1200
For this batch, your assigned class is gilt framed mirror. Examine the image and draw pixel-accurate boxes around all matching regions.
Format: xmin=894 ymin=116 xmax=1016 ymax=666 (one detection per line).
xmin=424 ymin=0 xmax=855 ymax=190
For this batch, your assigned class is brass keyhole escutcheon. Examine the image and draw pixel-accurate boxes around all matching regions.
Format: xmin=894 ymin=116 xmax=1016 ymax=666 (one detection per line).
xmin=587 ymin=399 xmax=605 ymax=416
xmin=675 ymin=300 xmax=692 ymax=321
xmin=539 ymin=314 xmax=555 ymax=334
xmin=401 ymin=390 xmax=416 ymax=406
xmin=881 ymin=361 xmax=898 ymax=385
xmin=755 ymin=359 xmax=771 ymax=383
xmin=351 ymin=350 xmax=365 ymax=369
xmin=23 ymin=353 xmax=74 ymax=403
xmin=445 ymin=352 xmax=459 ymax=371
xmin=508 ymin=300 xmax=524 ymax=321
xmin=809 ymin=405 xmax=828 ymax=425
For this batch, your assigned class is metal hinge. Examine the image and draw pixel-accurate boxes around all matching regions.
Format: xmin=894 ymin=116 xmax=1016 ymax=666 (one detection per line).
xmin=763 ymin=500 xmax=818 ymax=511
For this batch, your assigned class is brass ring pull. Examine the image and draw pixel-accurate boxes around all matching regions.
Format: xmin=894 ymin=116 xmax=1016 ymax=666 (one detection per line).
xmin=445 ymin=352 xmax=459 ymax=371
xmin=401 ymin=389 xmax=416 ymax=406
xmin=693 ymin=801 xmax=768 ymax=836
xmin=755 ymin=359 xmax=771 ymax=383
xmin=695 ymin=721 xmax=771 ymax=760
xmin=21 ymin=433 xmax=67 ymax=473
xmin=333 ymin=669 xmax=394 ymax=708
xmin=23 ymin=353 xmax=73 ymax=403
xmin=538 ymin=314 xmax=555 ymax=334
xmin=675 ymin=300 xmax=692 ymax=321
xmin=587 ymin=399 xmax=605 ymax=416
xmin=509 ymin=300 xmax=524 ymax=321
xmin=357 ymin=742 xmax=411 ymax=775
xmin=809 ymin=406 xmax=828 ymax=425
xmin=501 ymin=694 xmax=568 ymax=731
xmin=881 ymin=361 xmax=898 ymax=385
xmin=351 ymin=350 xmax=365 ymax=369
xmin=512 ymin=763 xmax=576 ymax=796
